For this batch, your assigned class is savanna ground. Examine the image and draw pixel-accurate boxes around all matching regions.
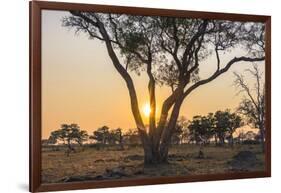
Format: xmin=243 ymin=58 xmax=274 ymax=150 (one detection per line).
xmin=42 ymin=144 xmax=265 ymax=184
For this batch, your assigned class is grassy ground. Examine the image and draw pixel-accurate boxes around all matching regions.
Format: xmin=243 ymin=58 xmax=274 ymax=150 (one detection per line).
xmin=42 ymin=144 xmax=265 ymax=183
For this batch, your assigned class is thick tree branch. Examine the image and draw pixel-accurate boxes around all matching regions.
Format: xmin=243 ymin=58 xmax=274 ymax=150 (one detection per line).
xmin=185 ymin=35 xmax=205 ymax=78
xmin=147 ymin=56 xmax=157 ymax=136
xmin=159 ymin=96 xmax=184 ymax=160
xmin=171 ymin=20 xmax=183 ymax=72
xmin=183 ymin=56 xmax=265 ymax=98
xmin=155 ymin=82 xmax=186 ymax=145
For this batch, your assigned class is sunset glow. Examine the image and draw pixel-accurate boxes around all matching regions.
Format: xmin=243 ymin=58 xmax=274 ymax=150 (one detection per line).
xmin=41 ymin=10 xmax=265 ymax=139
xmin=143 ymin=103 xmax=151 ymax=117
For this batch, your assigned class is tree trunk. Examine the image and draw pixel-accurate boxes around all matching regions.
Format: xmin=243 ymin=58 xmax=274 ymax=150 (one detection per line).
xmin=119 ymin=138 xmax=124 ymax=150
xmin=214 ymin=135 xmax=218 ymax=146
xmin=159 ymin=98 xmax=184 ymax=163
xmin=66 ymin=139 xmax=75 ymax=156
xmin=142 ymin=136 xmax=166 ymax=164
xmin=143 ymin=146 xmax=169 ymax=164
xmin=218 ymin=134 xmax=225 ymax=145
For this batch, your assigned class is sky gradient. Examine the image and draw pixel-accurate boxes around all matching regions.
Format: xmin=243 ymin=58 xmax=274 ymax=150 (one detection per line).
xmin=41 ymin=10 xmax=265 ymax=139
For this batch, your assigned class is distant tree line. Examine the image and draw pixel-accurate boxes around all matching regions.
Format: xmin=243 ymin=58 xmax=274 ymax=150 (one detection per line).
xmin=89 ymin=126 xmax=124 ymax=150
xmin=42 ymin=123 xmax=142 ymax=155
xmin=187 ymin=110 xmax=242 ymax=146
xmin=42 ymin=107 xmax=262 ymax=156
xmin=166 ymin=109 xmax=261 ymax=147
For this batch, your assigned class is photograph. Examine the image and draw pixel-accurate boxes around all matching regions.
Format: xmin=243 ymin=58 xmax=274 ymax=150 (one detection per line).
xmin=40 ymin=8 xmax=268 ymax=185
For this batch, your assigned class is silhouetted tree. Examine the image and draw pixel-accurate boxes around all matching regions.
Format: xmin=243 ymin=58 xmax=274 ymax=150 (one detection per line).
xmin=206 ymin=113 xmax=216 ymax=145
xmin=74 ymin=129 xmax=88 ymax=151
xmin=63 ymin=13 xmax=265 ymax=163
xmin=226 ymin=112 xmax=243 ymax=147
xmin=50 ymin=124 xmax=88 ymax=156
xmin=236 ymin=129 xmax=246 ymax=144
xmin=90 ymin=126 xmax=110 ymax=145
xmin=47 ymin=135 xmax=57 ymax=145
xmin=106 ymin=128 xmax=124 ymax=149
xmin=114 ymin=128 xmax=124 ymax=149
xmin=177 ymin=116 xmax=190 ymax=144
xmin=171 ymin=124 xmax=183 ymax=145
xmin=234 ymin=64 xmax=265 ymax=151
xmin=42 ymin=135 xmax=57 ymax=146
xmin=188 ymin=114 xmax=214 ymax=158
xmin=188 ymin=115 xmax=214 ymax=145
xmin=123 ymin=128 xmax=140 ymax=145
xmin=214 ymin=110 xmax=242 ymax=146
xmin=214 ymin=111 xmax=229 ymax=145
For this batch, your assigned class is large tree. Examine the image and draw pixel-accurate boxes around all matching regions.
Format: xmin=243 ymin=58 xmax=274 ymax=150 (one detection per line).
xmin=63 ymin=12 xmax=265 ymax=164
xmin=90 ymin=126 xmax=110 ymax=145
xmin=188 ymin=115 xmax=214 ymax=144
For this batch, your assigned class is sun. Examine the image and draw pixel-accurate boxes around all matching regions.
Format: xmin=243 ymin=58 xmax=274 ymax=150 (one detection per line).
xmin=143 ymin=103 xmax=151 ymax=117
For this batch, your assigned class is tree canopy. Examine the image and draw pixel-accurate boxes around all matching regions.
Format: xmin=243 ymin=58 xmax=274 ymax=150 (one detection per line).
xmin=50 ymin=123 xmax=88 ymax=156
xmin=63 ymin=12 xmax=265 ymax=163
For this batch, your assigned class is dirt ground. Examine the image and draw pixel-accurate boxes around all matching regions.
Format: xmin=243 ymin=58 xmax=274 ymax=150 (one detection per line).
xmin=41 ymin=144 xmax=265 ymax=183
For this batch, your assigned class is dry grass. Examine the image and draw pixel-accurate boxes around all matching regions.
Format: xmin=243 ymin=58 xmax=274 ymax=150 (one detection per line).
xmin=42 ymin=144 xmax=265 ymax=183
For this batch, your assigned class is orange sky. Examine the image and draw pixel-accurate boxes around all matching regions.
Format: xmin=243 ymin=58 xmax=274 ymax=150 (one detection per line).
xmin=41 ymin=10 xmax=265 ymax=139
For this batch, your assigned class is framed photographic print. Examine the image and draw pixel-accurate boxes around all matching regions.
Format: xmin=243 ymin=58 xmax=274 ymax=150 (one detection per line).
xmin=30 ymin=1 xmax=271 ymax=192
